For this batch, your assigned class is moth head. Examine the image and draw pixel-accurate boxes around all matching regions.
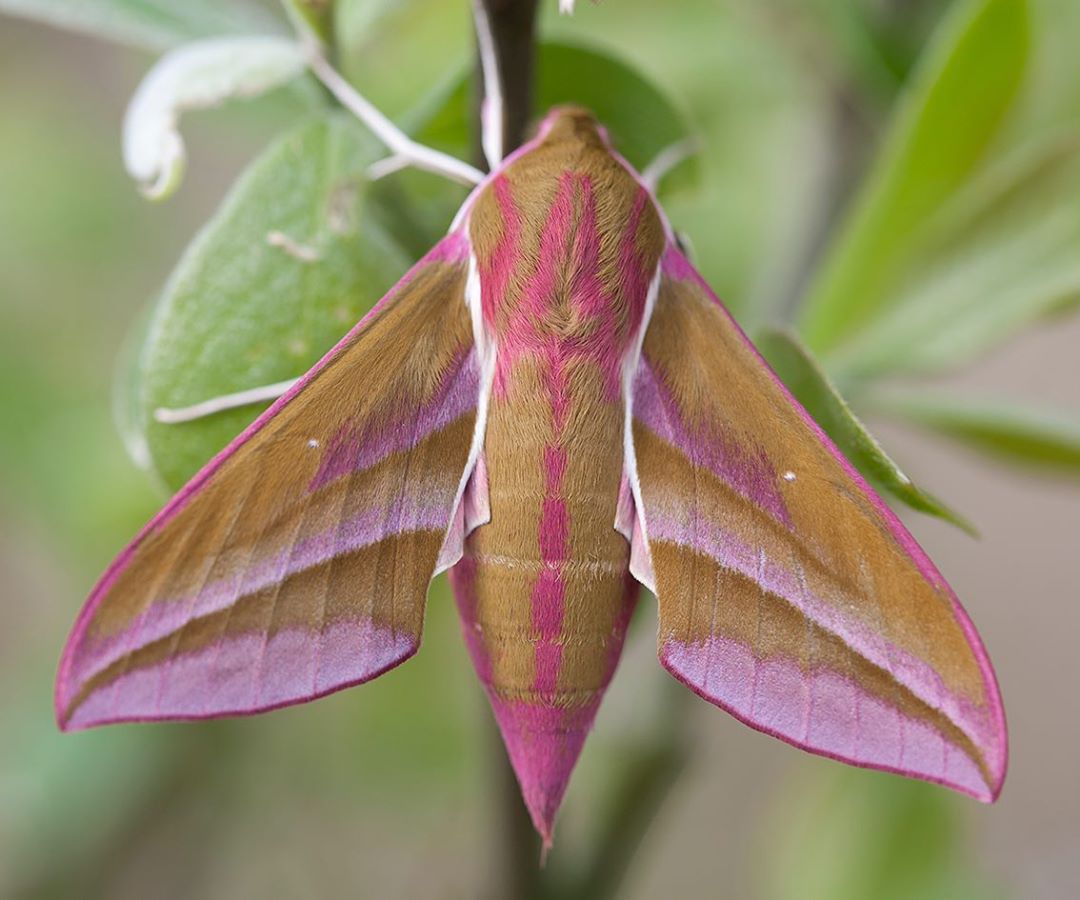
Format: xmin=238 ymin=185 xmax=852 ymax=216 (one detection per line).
xmin=534 ymin=105 xmax=613 ymax=152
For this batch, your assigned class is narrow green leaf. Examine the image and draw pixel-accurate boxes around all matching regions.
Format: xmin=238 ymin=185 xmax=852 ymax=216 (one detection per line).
xmin=799 ymin=0 xmax=1030 ymax=353
xmin=0 ymin=0 xmax=284 ymax=51
xmin=123 ymin=115 xmax=416 ymax=489
xmin=830 ymin=133 xmax=1080 ymax=380
xmin=871 ymin=390 xmax=1080 ymax=474
xmin=757 ymin=329 xmax=976 ymax=535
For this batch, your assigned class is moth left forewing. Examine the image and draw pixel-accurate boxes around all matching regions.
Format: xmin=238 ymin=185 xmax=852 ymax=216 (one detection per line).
xmin=626 ymin=246 xmax=1007 ymax=801
xmin=57 ymin=234 xmax=485 ymax=730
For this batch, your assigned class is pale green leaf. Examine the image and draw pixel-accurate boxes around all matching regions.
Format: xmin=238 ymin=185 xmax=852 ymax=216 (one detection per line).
xmin=799 ymin=0 xmax=1030 ymax=353
xmin=0 ymin=0 xmax=283 ymax=50
xmin=122 ymin=116 xmax=417 ymax=489
xmin=757 ymin=329 xmax=976 ymax=534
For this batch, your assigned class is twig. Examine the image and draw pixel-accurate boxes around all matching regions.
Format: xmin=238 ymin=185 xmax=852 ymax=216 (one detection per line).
xmin=473 ymin=0 xmax=505 ymax=168
xmin=567 ymin=683 xmax=694 ymax=900
xmin=490 ymin=722 xmax=546 ymax=900
xmin=305 ymin=46 xmax=484 ymax=186
xmin=477 ymin=0 xmax=541 ymax=159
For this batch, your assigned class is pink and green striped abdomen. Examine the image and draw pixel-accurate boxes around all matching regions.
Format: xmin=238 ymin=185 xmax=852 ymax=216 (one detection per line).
xmin=450 ymin=355 xmax=637 ymax=830
xmin=451 ymin=115 xmax=666 ymax=839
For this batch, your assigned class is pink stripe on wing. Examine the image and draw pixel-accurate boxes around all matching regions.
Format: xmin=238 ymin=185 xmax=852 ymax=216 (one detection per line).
xmin=658 ymin=244 xmax=1007 ymax=791
xmin=56 ymin=232 xmax=473 ymax=727
xmin=66 ymin=620 xmax=415 ymax=728
xmin=663 ymin=636 xmax=994 ymax=800
xmin=633 ymin=359 xmax=792 ymax=527
xmin=646 ymin=506 xmax=1000 ymax=767
xmin=69 ymin=495 xmax=456 ymax=691
xmin=309 ymin=349 xmax=479 ymax=491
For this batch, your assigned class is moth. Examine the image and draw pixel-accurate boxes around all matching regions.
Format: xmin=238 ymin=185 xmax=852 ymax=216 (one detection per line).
xmin=56 ymin=90 xmax=1007 ymax=845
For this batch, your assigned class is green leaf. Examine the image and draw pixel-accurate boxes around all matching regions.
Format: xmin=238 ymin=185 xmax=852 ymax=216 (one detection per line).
xmin=871 ymin=389 xmax=1080 ymax=474
xmin=756 ymin=329 xmax=976 ymax=535
xmin=408 ymin=40 xmax=697 ymax=181
xmin=828 ymin=132 xmax=1080 ymax=380
xmin=123 ymin=115 xmax=417 ymax=490
xmin=799 ymin=0 xmax=1030 ymax=354
xmin=0 ymin=0 xmax=284 ymax=51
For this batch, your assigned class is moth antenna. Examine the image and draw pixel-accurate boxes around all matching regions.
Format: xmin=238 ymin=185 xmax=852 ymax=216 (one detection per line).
xmin=303 ymin=45 xmax=484 ymax=187
xmin=641 ymin=136 xmax=701 ymax=191
xmin=473 ymin=0 xmax=505 ymax=169
xmin=153 ymin=378 xmax=299 ymax=424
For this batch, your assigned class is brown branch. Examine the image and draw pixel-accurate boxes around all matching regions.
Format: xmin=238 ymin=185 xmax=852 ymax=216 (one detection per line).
xmin=476 ymin=0 xmax=541 ymax=162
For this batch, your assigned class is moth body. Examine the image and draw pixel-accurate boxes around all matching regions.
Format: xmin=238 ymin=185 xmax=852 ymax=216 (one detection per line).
xmin=452 ymin=112 xmax=666 ymax=833
xmin=56 ymin=107 xmax=1007 ymax=849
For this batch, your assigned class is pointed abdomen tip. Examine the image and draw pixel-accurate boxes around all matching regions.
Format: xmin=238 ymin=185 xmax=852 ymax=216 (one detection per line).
xmin=488 ymin=694 xmax=603 ymax=844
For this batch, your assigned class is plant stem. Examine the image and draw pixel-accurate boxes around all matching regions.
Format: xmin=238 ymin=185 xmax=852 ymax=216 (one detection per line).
xmin=491 ymin=722 xmax=545 ymax=899
xmin=568 ymin=684 xmax=693 ymax=900
xmin=477 ymin=0 xmax=541 ymax=157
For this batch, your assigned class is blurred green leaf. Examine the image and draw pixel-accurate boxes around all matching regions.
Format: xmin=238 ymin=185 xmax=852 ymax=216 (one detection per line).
xmin=408 ymin=39 xmax=696 ymax=181
xmin=757 ymin=329 xmax=976 ymax=534
xmin=2 ymin=689 xmax=184 ymax=894
xmin=335 ymin=0 xmax=469 ymax=119
xmin=125 ymin=115 xmax=419 ymax=490
xmin=830 ymin=132 xmax=1080 ymax=380
xmin=536 ymin=41 xmax=696 ymax=178
xmin=759 ymin=769 xmax=1004 ymax=900
xmin=871 ymin=389 xmax=1080 ymax=473
xmin=281 ymin=0 xmax=333 ymax=45
xmin=799 ymin=0 xmax=1030 ymax=354
xmin=0 ymin=0 xmax=284 ymax=51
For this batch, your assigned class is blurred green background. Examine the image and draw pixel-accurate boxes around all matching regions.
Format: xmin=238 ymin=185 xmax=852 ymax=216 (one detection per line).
xmin=2 ymin=0 xmax=1079 ymax=897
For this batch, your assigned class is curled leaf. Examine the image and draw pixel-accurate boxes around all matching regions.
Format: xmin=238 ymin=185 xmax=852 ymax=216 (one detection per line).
xmin=122 ymin=35 xmax=306 ymax=200
xmin=758 ymin=328 xmax=977 ymax=535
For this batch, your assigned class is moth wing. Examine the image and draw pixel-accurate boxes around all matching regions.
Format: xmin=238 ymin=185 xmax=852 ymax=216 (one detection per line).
xmin=57 ymin=234 xmax=485 ymax=730
xmin=627 ymin=248 xmax=1006 ymax=800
